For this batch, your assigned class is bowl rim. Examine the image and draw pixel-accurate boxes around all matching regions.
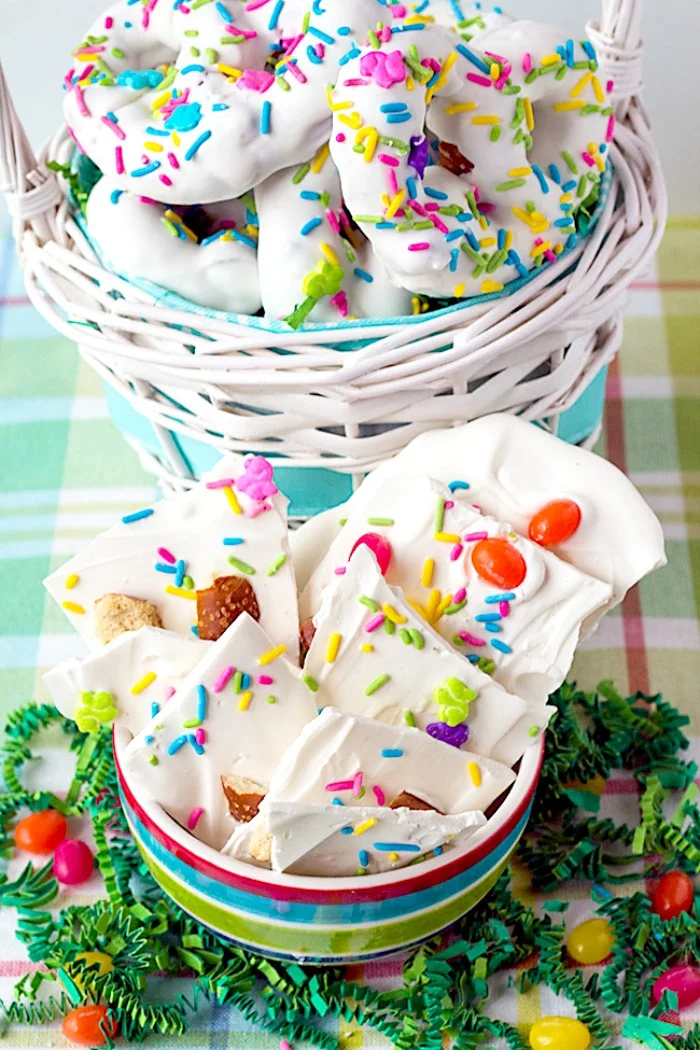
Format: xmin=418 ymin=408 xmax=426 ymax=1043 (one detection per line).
xmin=114 ymin=725 xmax=544 ymax=900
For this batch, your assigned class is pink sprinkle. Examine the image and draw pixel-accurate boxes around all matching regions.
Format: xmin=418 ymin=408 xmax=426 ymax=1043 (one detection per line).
xmin=245 ymin=0 xmax=273 ymax=9
xmin=195 ymin=728 xmax=206 ymax=745
xmin=225 ymin=23 xmax=258 ymax=40
xmin=316 ymin=43 xmax=325 ymax=59
xmin=115 ymin=146 xmax=124 ymax=175
xmin=213 ymin=666 xmax=235 ymax=693
xmin=159 ymin=174 xmax=173 ymax=187
xmin=63 ymin=69 xmax=75 ymax=91
xmin=466 ymin=73 xmax=491 ymax=87
xmin=544 ymin=249 xmax=557 ymax=263
xmin=378 ymin=153 xmax=399 ymax=167
xmin=187 ymin=807 xmax=204 ymax=830
xmin=74 ymin=86 xmax=90 ymax=118
xmin=343 ymin=78 xmax=369 ymax=87
xmin=76 ymin=65 xmax=95 ymax=83
xmin=522 ymin=52 xmax=532 ymax=74
xmin=237 ymin=69 xmax=275 ymax=92
xmin=100 ymin=115 xmax=125 ymax=140
xmin=450 ymin=543 xmax=464 ymax=562
xmin=424 ymin=202 xmax=439 ymax=212
xmin=408 ymin=242 xmax=431 ymax=252
xmin=607 ymin=79 xmax=614 ymax=93
xmin=408 ymin=199 xmax=428 ymax=217
xmin=258 ymin=675 xmax=274 ymax=686
xmin=373 ymin=785 xmax=386 ymax=806
xmin=499 ymin=601 xmax=510 ymax=618
xmin=206 ymin=477 xmax=236 ymax=489
xmin=336 ymin=132 xmax=346 ymax=142
xmin=156 ymin=546 xmax=175 ymax=562
xmin=365 ymin=612 xmax=386 ymax=633
xmin=445 ymin=501 xmax=454 ymax=510
xmin=142 ymin=8 xmax=150 ymax=28
xmin=422 ymin=57 xmax=440 ymax=72
xmin=246 ymin=502 xmax=269 ymax=518
xmin=76 ymin=45 xmax=105 ymax=56
xmin=606 ymin=114 xmax=616 ymax=142
xmin=331 ymin=290 xmax=349 ymax=317
xmin=581 ymin=151 xmax=595 ymax=168
xmin=334 ymin=566 xmax=347 ymax=575
xmin=326 ymin=209 xmax=341 ymax=234
xmin=477 ymin=202 xmax=496 ymax=214
xmin=286 ymin=61 xmax=307 ymax=84
xmin=387 ymin=169 xmax=399 ymax=195
xmin=167 ymin=152 xmax=180 ymax=169
xmin=453 ymin=587 xmax=466 ymax=603
xmin=326 ymin=779 xmax=354 ymax=792
xmin=352 ymin=771 xmax=364 ymax=798
xmin=460 ymin=631 xmax=486 ymax=647
xmin=392 ymin=3 xmax=406 ymax=15
xmin=465 ymin=531 xmax=488 ymax=542
xmin=139 ymin=196 xmax=159 ymax=205
xmin=280 ymin=1042 xmax=293 ymax=1050
xmin=431 ymin=216 xmax=450 ymax=235
xmin=380 ymin=25 xmax=391 ymax=42
xmin=165 ymin=686 xmax=176 ymax=700
xmin=105 ymin=15 xmax=113 ymax=28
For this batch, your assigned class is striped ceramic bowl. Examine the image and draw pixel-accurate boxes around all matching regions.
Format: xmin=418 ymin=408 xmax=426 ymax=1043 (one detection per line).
xmin=114 ymin=728 xmax=543 ymax=965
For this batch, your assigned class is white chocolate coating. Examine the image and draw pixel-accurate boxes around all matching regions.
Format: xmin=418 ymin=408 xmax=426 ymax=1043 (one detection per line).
xmin=300 ymin=474 xmax=611 ymax=705
xmin=265 ymin=802 xmax=485 ymax=876
xmin=44 ymin=455 xmax=300 ymax=659
xmin=305 ymin=546 xmax=548 ymax=762
xmin=122 ymin=613 xmax=318 ymax=849
xmin=87 ymin=178 xmax=261 ymax=313
xmin=43 ymin=626 xmax=209 ymax=738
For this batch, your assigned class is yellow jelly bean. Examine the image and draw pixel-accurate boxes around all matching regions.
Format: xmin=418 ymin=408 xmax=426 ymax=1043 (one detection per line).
xmin=564 ymin=774 xmax=606 ymax=795
xmin=71 ymin=951 xmax=114 ymax=992
xmin=529 ymin=1016 xmax=591 ymax=1050
xmin=566 ymin=918 xmax=615 ymax=965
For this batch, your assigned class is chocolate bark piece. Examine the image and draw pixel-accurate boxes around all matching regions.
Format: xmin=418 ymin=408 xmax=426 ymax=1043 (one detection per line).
xmin=221 ymin=774 xmax=266 ymax=824
xmin=389 ymin=790 xmax=444 ymax=814
xmin=299 ymin=618 xmax=317 ymax=664
xmin=196 ymin=575 xmax=260 ymax=641
xmin=94 ymin=593 xmax=162 ymax=645
xmin=438 ymin=140 xmax=474 ymax=177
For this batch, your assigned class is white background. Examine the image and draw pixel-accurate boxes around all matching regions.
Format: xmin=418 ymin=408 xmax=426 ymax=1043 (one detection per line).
xmin=0 ymin=0 xmax=698 ymax=213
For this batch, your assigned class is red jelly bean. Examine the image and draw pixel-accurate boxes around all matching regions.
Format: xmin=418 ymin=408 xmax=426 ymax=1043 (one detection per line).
xmin=350 ymin=532 xmax=392 ymax=575
xmin=528 ymin=499 xmax=582 ymax=547
xmin=53 ymin=839 xmax=94 ymax=885
xmin=471 ymin=538 xmax=527 ymax=590
xmin=13 ymin=809 xmax=67 ymax=854
xmin=62 ymin=1005 xmax=119 ymax=1047
xmin=652 ymin=871 xmax=695 ymax=920
xmin=652 ymin=965 xmax=700 ymax=1009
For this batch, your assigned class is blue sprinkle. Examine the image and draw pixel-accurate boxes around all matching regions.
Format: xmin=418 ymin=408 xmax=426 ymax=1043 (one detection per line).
xmin=223 ymin=537 xmax=244 ymax=545
xmin=241 ymin=673 xmax=251 ymax=690
xmin=308 ymin=25 xmax=334 ymax=44
xmin=180 ymin=64 xmax=205 ymax=75
xmin=311 ymin=0 xmax=325 ymax=12
xmin=168 ymin=735 xmax=188 ymax=756
xmin=600 ymin=143 xmax=608 ymax=154
xmin=391 ymin=23 xmax=426 ymax=32
xmin=175 ymin=559 xmax=185 ymax=588
xmin=145 ymin=735 xmax=154 ymax=744
xmin=380 ymin=102 xmax=408 ymax=113
xmin=340 ymin=826 xmax=353 ymax=835
xmin=197 ymin=684 xmax=207 ymax=722
xmin=414 ymin=0 xmax=429 ymax=9
xmin=215 ymin=1 xmax=232 ymax=21
xmin=268 ymin=0 xmax=284 ymax=30
xmin=484 ymin=622 xmax=501 ymax=633
xmin=300 ymin=190 xmax=321 ymax=200
xmin=456 ymin=211 xmax=471 ymax=222
xmin=426 ymin=71 xmax=439 ymax=89
xmin=151 ymin=702 xmax=160 ymax=718
xmin=122 ymin=508 xmax=154 ymax=524
xmin=106 ymin=111 xmax=119 ymax=123
xmin=434 ymin=845 xmax=444 ymax=856
xmin=450 ymin=0 xmax=465 ymax=20
xmin=555 ymin=217 xmax=575 ymax=227
xmin=376 ymin=221 xmax=396 ymax=229
xmin=490 ymin=638 xmax=512 ymax=654
xmin=199 ymin=229 xmax=227 ymax=246
xmin=531 ymin=164 xmax=549 ymax=193
xmin=456 ymin=43 xmax=491 ymax=75
xmin=124 ymin=21 xmax=133 ymax=27
xmin=565 ymin=233 xmax=578 ymax=251
xmin=373 ymin=842 xmax=421 ymax=853
xmin=556 ymin=45 xmax=567 ymax=63
xmin=381 ymin=749 xmax=404 ymax=758
xmin=450 ymin=248 xmax=459 ymax=272
xmin=465 ymin=230 xmax=480 ymax=251
xmin=339 ymin=46 xmax=361 ymax=66
xmin=448 ymin=480 xmax=470 ymax=491
xmin=582 ymin=40 xmax=597 ymax=62
xmin=189 ymin=734 xmax=205 ymax=756
xmin=562 ymin=179 xmax=577 ymax=192
xmin=424 ymin=186 xmax=448 ymax=200
xmin=337 ymin=25 xmax=351 ymax=35
xmin=593 ymin=883 xmax=614 ymax=900
xmin=300 ymin=217 xmax=323 ymax=236
xmin=185 ymin=129 xmax=212 ymax=161
xmin=230 ymin=229 xmax=257 ymax=249
xmin=566 ymin=39 xmax=575 ymax=67
xmin=212 ymin=102 xmax=229 ymax=111
xmin=307 ymin=45 xmax=322 ymax=65
xmin=353 ymin=267 xmax=373 ymax=283
xmin=130 ymin=161 xmax=161 ymax=177
xmin=446 ymin=229 xmax=463 ymax=242
xmin=260 ymin=100 xmax=272 ymax=134
xmin=497 ymin=228 xmax=506 ymax=249
xmin=548 ymin=163 xmax=561 ymax=184
xmin=332 ymin=797 xmax=344 ymax=805
xmin=493 ymin=4 xmax=502 ymax=11
xmin=386 ymin=112 xmax=412 ymax=124
xmin=110 ymin=189 xmax=123 ymax=205
xmin=145 ymin=126 xmax=170 ymax=137
xmin=155 ymin=563 xmax=177 ymax=574
xmin=466 ymin=654 xmax=480 ymax=664
xmin=507 ymin=249 xmax=528 ymax=277
xmin=476 ymin=613 xmax=501 ymax=622
xmin=359 ymin=849 xmax=369 ymax=866
xmin=191 ymin=625 xmax=199 ymax=637
xmin=406 ymin=176 xmax=418 ymax=198
xmin=484 ymin=592 xmax=515 ymax=603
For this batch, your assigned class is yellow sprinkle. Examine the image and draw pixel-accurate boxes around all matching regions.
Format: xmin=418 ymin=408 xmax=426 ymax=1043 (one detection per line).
xmin=592 ymin=74 xmax=605 ymax=103
xmin=509 ymin=167 xmax=532 ymax=177
xmin=217 ymin=63 xmax=242 ymax=79
xmin=62 ymin=601 xmax=85 ymax=615
xmin=356 ymin=125 xmax=379 ymax=163
xmin=435 ymin=593 xmax=454 ymax=620
xmin=468 ymin=761 xmax=482 ymax=787
xmin=478 ymin=214 xmax=488 ymax=230
xmin=445 ymin=102 xmax=478 ymax=115
xmin=479 ymin=237 xmax=497 ymax=248
xmin=320 ymin=242 xmax=340 ymax=266
xmin=388 ymin=852 xmax=400 ymax=862
xmin=406 ymin=76 xmax=415 ymax=91
xmin=339 ymin=111 xmax=364 ymax=129
xmin=385 ymin=189 xmax=407 ymax=220
xmin=327 ymin=86 xmax=353 ymax=111
xmin=541 ymin=53 xmax=561 ymax=65
xmin=422 ymin=558 xmax=435 ymax=588
xmin=471 ymin=114 xmax=500 ymax=125
xmin=426 ymin=588 xmax=441 ymax=621
xmin=434 ymin=532 xmax=461 ymax=543
xmin=353 ymin=817 xmax=378 ymax=836
xmin=560 ymin=193 xmax=573 ymax=204
xmin=130 ymin=672 xmax=157 ymax=695
xmin=165 ymin=586 xmax=197 ymax=601
xmin=65 ymin=574 xmax=79 ymax=590
xmin=407 ymin=11 xmax=432 ymax=21
xmin=164 ymin=210 xmax=197 ymax=242
xmin=425 ymin=50 xmax=457 ymax=103
xmin=554 ymin=244 xmax=564 ymax=254
xmin=481 ymin=279 xmax=504 ymax=294
xmin=570 ymin=71 xmax=592 ymax=98
xmin=408 ymin=598 xmax=428 ymax=620
xmin=531 ymin=241 xmax=552 ymax=258
xmin=381 ymin=193 xmax=391 ymax=209
xmin=171 ymin=131 xmax=181 ymax=147
xmin=311 ymin=143 xmax=331 ymax=173
xmin=382 ymin=603 xmax=408 ymax=625
xmin=326 ymin=633 xmax=342 ymax=663
xmin=237 ymin=691 xmax=253 ymax=712
xmin=224 ymin=485 xmax=242 ymax=515
xmin=258 ymin=644 xmax=287 ymax=666
xmin=490 ymin=63 xmax=500 ymax=80
xmin=361 ymin=643 xmax=374 ymax=653
xmin=553 ymin=100 xmax=586 ymax=111
xmin=523 ymin=97 xmax=534 ymax=131
xmin=513 ymin=205 xmax=538 ymax=228
xmin=144 ymin=141 xmax=164 ymax=152
xmin=504 ymin=229 xmax=514 ymax=251
xmin=454 ymin=283 xmax=465 ymax=297
xmin=411 ymin=297 xmax=421 ymax=315
xmin=595 ymin=154 xmax=605 ymax=172
xmin=151 ymin=89 xmax=171 ymax=110
xmin=587 ymin=141 xmax=599 ymax=155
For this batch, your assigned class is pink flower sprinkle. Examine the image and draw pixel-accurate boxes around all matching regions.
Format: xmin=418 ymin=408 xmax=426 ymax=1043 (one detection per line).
xmin=522 ymin=52 xmax=532 ymax=74
xmin=360 ymin=49 xmax=406 ymax=89
xmin=115 ymin=146 xmax=124 ymax=175
xmin=187 ymin=807 xmax=204 ymax=830
xmin=258 ymin=674 xmax=274 ymax=686
xmin=206 ymin=477 xmax=236 ymax=489
xmin=460 ymin=631 xmax=486 ymax=647
xmin=465 ymin=531 xmax=488 ymax=542
xmin=237 ymin=69 xmax=275 ymax=92
xmin=325 ymin=779 xmax=354 ymax=792
xmin=373 ymin=785 xmax=386 ymax=806
xmin=450 ymin=543 xmax=464 ymax=562
xmin=365 ymin=612 xmax=386 ymax=633
xmin=453 ymin=587 xmax=466 ymax=604
xmin=467 ymin=72 xmax=491 ymax=87
xmin=499 ymin=601 xmax=510 ymax=618
xmin=352 ymin=771 xmax=364 ymax=798
xmin=378 ymin=153 xmax=399 ymax=167
xmin=334 ymin=566 xmax=347 ymax=575
xmin=195 ymin=728 xmax=206 ymax=745
xmin=408 ymin=242 xmax=431 ymax=252
xmin=213 ymin=666 xmax=235 ymax=693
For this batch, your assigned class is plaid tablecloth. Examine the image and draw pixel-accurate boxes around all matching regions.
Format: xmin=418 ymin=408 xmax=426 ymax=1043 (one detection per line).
xmin=0 ymin=219 xmax=698 ymax=1047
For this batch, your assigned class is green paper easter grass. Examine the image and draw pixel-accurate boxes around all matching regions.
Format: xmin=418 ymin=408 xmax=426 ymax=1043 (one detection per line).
xmin=0 ymin=681 xmax=699 ymax=1049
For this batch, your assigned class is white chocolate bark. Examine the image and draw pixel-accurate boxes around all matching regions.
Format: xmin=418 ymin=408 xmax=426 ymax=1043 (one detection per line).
xmin=43 ymin=626 xmax=209 ymax=738
xmin=121 ymin=614 xmax=318 ymax=849
xmin=300 ymin=475 xmax=611 ymax=704
xmin=265 ymin=802 xmax=486 ymax=876
xmin=44 ymin=456 xmax=299 ymax=659
xmin=305 ymin=546 xmax=548 ymax=762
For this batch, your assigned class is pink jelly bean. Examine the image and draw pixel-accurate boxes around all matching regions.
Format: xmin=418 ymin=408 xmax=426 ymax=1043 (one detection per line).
xmin=652 ymin=965 xmax=700 ymax=1009
xmin=53 ymin=839 xmax=94 ymax=885
xmin=349 ymin=532 xmax=392 ymax=575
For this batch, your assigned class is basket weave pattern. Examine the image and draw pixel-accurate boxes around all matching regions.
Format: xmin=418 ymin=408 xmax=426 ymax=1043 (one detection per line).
xmin=0 ymin=0 xmax=666 ymax=494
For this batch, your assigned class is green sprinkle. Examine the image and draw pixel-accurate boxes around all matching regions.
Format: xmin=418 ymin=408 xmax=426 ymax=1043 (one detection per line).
xmin=184 ymin=29 xmax=199 ymax=36
xmin=220 ymin=35 xmax=245 ymax=44
xmin=359 ymin=596 xmax=379 ymax=611
xmin=227 ymin=556 xmax=256 ymax=575
xmin=367 ymin=518 xmax=394 ymax=526
xmin=292 ymin=163 xmax=311 ymax=184
xmin=495 ymin=179 xmax=527 ymax=191
xmin=403 ymin=709 xmax=416 ymax=727
xmin=444 ymin=599 xmax=468 ymax=615
xmin=182 ymin=719 xmax=202 ymax=729
xmin=190 ymin=46 xmax=201 ymax=57
xmin=148 ymin=754 xmax=159 ymax=766
xmin=266 ymin=554 xmax=287 ymax=576
xmin=111 ymin=47 xmax=124 ymax=58
xmin=275 ymin=75 xmax=290 ymax=91
xmin=365 ymin=674 xmax=390 ymax=696
xmin=383 ymin=618 xmax=395 ymax=635
xmin=301 ymin=10 xmax=310 ymax=31
xmin=182 ymin=575 xmax=195 ymax=590
xmin=266 ymin=696 xmax=277 ymax=704
xmin=399 ymin=628 xmax=412 ymax=645
xmin=486 ymin=249 xmax=508 ymax=274
xmin=232 ymin=671 xmax=243 ymax=694
xmin=434 ymin=498 xmax=445 ymax=534
xmin=528 ymin=725 xmax=540 ymax=737
xmin=577 ymin=175 xmax=588 ymax=197
xmin=303 ymin=675 xmax=319 ymax=693
xmin=408 ymin=629 xmax=424 ymax=650
xmin=490 ymin=124 xmax=502 ymax=141
xmin=561 ymin=150 xmax=578 ymax=173
xmin=204 ymin=48 xmax=218 ymax=64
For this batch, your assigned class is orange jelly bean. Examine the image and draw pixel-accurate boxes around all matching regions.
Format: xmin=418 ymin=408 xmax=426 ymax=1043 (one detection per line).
xmin=471 ymin=538 xmax=527 ymax=590
xmin=13 ymin=809 xmax=67 ymax=854
xmin=62 ymin=1005 xmax=118 ymax=1047
xmin=528 ymin=499 xmax=582 ymax=547
xmin=652 ymin=871 xmax=695 ymax=920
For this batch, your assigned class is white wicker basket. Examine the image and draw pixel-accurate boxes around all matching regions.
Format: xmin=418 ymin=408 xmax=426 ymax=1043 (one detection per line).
xmin=0 ymin=0 xmax=666 ymax=516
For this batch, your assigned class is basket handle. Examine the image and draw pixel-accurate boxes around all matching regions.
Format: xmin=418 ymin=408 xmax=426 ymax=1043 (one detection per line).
xmin=586 ymin=0 xmax=645 ymax=121
xmin=0 ymin=58 xmax=63 ymax=246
